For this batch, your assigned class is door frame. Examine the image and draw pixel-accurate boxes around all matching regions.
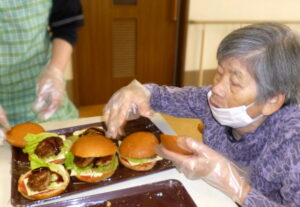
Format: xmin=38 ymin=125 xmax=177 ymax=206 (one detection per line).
xmin=175 ymin=0 xmax=190 ymax=86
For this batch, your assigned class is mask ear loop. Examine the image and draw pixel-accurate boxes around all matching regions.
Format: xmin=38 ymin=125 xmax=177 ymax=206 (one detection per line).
xmin=245 ymin=101 xmax=264 ymax=121
xmin=245 ymin=101 xmax=257 ymax=109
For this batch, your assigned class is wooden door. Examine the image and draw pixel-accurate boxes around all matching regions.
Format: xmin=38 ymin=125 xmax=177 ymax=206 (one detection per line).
xmin=72 ymin=0 xmax=185 ymax=106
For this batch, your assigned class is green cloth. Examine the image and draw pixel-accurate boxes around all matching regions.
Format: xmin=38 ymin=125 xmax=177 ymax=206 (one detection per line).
xmin=0 ymin=0 xmax=78 ymax=126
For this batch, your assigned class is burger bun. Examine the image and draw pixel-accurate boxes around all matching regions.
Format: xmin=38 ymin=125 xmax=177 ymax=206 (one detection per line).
xmin=119 ymin=131 xmax=159 ymax=171
xmin=119 ymin=131 xmax=159 ymax=159
xmin=71 ymin=134 xmax=117 ymax=157
xmin=75 ymin=170 xmax=115 ymax=182
xmin=6 ymin=122 xmax=45 ymax=148
xmin=160 ymin=134 xmax=193 ymax=155
xmin=17 ymin=165 xmax=69 ymax=200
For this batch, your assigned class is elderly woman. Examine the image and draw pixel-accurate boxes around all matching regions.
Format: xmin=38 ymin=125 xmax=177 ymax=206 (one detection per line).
xmin=104 ymin=23 xmax=300 ymax=206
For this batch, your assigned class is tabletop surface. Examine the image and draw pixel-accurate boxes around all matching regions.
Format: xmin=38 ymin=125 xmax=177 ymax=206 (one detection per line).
xmin=0 ymin=114 xmax=235 ymax=207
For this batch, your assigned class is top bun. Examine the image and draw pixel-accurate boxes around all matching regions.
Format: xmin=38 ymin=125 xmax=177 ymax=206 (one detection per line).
xmin=6 ymin=122 xmax=45 ymax=148
xmin=71 ymin=134 xmax=117 ymax=157
xmin=160 ymin=134 xmax=193 ymax=155
xmin=120 ymin=131 xmax=159 ymax=159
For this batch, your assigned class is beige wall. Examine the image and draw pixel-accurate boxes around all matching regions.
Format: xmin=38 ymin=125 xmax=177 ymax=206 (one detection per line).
xmin=184 ymin=0 xmax=300 ymax=86
xmin=189 ymin=0 xmax=300 ymax=21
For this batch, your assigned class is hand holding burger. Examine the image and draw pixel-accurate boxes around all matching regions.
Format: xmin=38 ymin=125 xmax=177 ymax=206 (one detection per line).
xmin=160 ymin=134 xmax=193 ymax=155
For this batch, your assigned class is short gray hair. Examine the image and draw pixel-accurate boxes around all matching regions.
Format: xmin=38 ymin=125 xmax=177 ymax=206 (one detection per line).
xmin=217 ymin=22 xmax=300 ymax=104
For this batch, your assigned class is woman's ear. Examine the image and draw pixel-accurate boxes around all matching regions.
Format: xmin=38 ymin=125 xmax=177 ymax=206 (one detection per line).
xmin=262 ymin=93 xmax=285 ymax=115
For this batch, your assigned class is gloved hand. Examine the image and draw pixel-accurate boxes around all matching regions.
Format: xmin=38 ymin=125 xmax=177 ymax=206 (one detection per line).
xmin=156 ymin=137 xmax=251 ymax=205
xmin=104 ymin=80 xmax=154 ymax=138
xmin=33 ymin=65 xmax=65 ymax=121
xmin=0 ymin=106 xmax=10 ymax=145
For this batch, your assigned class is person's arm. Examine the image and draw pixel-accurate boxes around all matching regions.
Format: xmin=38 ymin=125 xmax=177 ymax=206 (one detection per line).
xmin=33 ymin=0 xmax=83 ymax=120
xmin=244 ymin=188 xmax=299 ymax=207
xmin=145 ymin=83 xmax=211 ymax=118
xmin=49 ymin=0 xmax=83 ymax=45
xmin=48 ymin=38 xmax=72 ymax=73
xmin=244 ymin=140 xmax=300 ymax=207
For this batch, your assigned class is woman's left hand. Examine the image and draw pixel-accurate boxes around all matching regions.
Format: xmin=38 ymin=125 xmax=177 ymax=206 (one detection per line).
xmin=33 ymin=65 xmax=65 ymax=120
xmin=156 ymin=137 xmax=251 ymax=205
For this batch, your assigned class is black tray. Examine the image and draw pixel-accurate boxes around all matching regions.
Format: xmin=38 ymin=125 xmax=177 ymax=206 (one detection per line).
xmin=11 ymin=117 xmax=174 ymax=207
xmin=40 ymin=179 xmax=196 ymax=207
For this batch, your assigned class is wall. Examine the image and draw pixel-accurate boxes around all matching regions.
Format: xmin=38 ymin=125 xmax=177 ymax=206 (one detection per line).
xmin=184 ymin=0 xmax=300 ymax=86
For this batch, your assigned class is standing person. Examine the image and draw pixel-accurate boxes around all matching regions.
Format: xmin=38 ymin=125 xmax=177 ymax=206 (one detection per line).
xmin=104 ymin=23 xmax=300 ymax=206
xmin=0 ymin=0 xmax=83 ymax=144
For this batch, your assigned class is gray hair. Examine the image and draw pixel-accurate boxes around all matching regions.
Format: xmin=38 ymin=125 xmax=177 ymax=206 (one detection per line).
xmin=217 ymin=22 xmax=300 ymax=104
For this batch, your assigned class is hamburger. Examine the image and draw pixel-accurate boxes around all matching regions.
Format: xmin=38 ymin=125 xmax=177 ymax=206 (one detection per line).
xmin=23 ymin=132 xmax=75 ymax=167
xmin=65 ymin=134 xmax=118 ymax=182
xmin=6 ymin=122 xmax=45 ymax=148
xmin=160 ymin=134 xmax=193 ymax=155
xmin=118 ymin=131 xmax=162 ymax=171
xmin=72 ymin=125 xmax=106 ymax=137
xmin=18 ymin=163 xmax=70 ymax=200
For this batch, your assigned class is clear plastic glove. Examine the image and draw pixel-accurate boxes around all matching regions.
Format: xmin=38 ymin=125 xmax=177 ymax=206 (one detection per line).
xmin=104 ymin=79 xmax=154 ymax=138
xmin=0 ymin=106 xmax=10 ymax=145
xmin=33 ymin=65 xmax=65 ymax=121
xmin=156 ymin=137 xmax=251 ymax=205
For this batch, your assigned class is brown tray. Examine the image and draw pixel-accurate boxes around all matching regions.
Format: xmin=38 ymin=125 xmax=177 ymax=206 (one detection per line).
xmin=40 ymin=179 xmax=196 ymax=207
xmin=11 ymin=117 xmax=174 ymax=207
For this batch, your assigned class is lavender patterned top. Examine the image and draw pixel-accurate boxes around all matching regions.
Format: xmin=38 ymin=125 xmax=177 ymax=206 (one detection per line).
xmin=145 ymin=84 xmax=300 ymax=207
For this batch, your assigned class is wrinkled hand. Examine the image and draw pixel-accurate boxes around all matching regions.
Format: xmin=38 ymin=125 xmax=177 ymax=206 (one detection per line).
xmin=156 ymin=137 xmax=251 ymax=205
xmin=33 ymin=65 xmax=65 ymax=121
xmin=0 ymin=106 xmax=10 ymax=145
xmin=104 ymin=80 xmax=154 ymax=138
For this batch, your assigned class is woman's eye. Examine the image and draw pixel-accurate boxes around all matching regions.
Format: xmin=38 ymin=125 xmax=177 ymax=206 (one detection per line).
xmin=231 ymin=81 xmax=240 ymax=87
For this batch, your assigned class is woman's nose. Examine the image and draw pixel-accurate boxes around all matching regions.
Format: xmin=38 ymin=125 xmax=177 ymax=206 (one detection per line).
xmin=212 ymin=76 xmax=228 ymax=97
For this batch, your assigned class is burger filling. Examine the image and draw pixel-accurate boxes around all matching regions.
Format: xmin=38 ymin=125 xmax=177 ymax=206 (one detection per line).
xmin=119 ymin=154 xmax=162 ymax=166
xmin=21 ymin=164 xmax=69 ymax=196
xmin=65 ymin=153 xmax=118 ymax=177
xmin=34 ymin=137 xmax=64 ymax=158
xmin=23 ymin=133 xmax=76 ymax=167
xmin=74 ymin=155 xmax=113 ymax=168
xmin=73 ymin=126 xmax=105 ymax=136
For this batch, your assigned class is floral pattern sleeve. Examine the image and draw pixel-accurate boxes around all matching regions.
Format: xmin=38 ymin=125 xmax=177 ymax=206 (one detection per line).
xmin=144 ymin=83 xmax=211 ymax=118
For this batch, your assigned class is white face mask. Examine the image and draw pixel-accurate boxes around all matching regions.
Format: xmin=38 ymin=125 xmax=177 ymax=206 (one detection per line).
xmin=207 ymin=91 xmax=262 ymax=128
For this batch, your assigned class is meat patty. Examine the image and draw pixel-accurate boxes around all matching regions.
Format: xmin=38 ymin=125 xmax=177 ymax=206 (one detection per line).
xmin=74 ymin=155 xmax=113 ymax=168
xmin=93 ymin=155 xmax=113 ymax=167
xmin=80 ymin=127 xmax=105 ymax=136
xmin=74 ymin=156 xmax=94 ymax=168
xmin=35 ymin=136 xmax=63 ymax=158
xmin=27 ymin=167 xmax=51 ymax=191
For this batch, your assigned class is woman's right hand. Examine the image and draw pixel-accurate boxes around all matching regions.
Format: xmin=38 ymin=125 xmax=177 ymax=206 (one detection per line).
xmin=104 ymin=80 xmax=154 ymax=139
xmin=0 ymin=106 xmax=10 ymax=145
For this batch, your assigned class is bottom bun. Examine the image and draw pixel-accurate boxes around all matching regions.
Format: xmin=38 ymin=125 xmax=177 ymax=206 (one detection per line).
xmin=75 ymin=170 xmax=115 ymax=182
xmin=18 ymin=167 xmax=69 ymax=200
xmin=119 ymin=157 xmax=156 ymax=171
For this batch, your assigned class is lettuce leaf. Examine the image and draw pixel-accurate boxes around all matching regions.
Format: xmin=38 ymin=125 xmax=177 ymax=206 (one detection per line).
xmin=120 ymin=154 xmax=162 ymax=164
xmin=23 ymin=132 xmax=79 ymax=168
xmin=23 ymin=132 xmax=60 ymax=154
